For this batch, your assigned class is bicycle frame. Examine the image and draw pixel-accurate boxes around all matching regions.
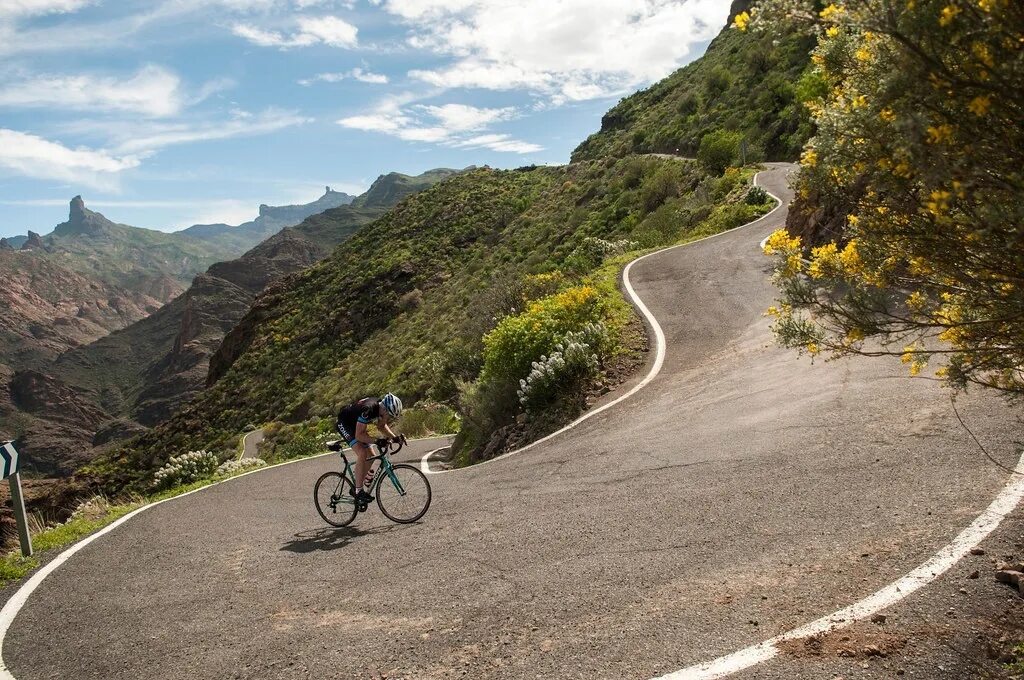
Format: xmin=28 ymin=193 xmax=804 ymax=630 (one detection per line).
xmin=336 ymin=442 xmax=408 ymax=502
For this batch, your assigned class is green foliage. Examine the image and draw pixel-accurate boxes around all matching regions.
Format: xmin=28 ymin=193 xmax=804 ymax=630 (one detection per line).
xmin=91 ymin=153 xmax=775 ymax=491
xmin=399 ymin=402 xmax=460 ymax=438
xmin=572 ymin=23 xmax=815 ymax=163
xmin=517 ymin=324 xmax=605 ymax=414
xmin=745 ymin=186 xmax=771 ymax=205
xmin=481 ymin=286 xmax=605 ymax=384
xmin=261 ymin=419 xmax=332 ymax=463
xmin=756 ymin=0 xmax=1024 ymax=398
xmin=698 ymin=130 xmax=744 ymax=174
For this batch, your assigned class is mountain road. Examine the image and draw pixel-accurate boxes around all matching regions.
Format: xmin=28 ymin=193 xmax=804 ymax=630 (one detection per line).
xmin=3 ymin=163 xmax=1020 ymax=680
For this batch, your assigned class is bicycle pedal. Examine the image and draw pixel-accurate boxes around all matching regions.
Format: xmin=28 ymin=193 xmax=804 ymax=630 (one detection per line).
xmin=357 ymin=501 xmax=368 ymax=513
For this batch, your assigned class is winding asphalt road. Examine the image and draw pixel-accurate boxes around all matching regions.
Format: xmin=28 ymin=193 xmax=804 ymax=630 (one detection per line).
xmin=4 ymin=164 xmax=1020 ymax=679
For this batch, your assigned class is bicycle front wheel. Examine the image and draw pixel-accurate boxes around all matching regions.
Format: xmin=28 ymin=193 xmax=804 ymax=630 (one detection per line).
xmin=314 ymin=471 xmax=357 ymax=527
xmin=376 ymin=464 xmax=431 ymax=524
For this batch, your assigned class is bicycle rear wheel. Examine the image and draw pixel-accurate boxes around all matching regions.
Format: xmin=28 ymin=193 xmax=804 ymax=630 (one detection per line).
xmin=376 ymin=464 xmax=431 ymax=523
xmin=314 ymin=471 xmax=358 ymax=527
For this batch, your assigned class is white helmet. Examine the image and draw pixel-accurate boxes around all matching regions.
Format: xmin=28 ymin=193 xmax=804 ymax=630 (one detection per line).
xmin=381 ymin=392 xmax=403 ymax=419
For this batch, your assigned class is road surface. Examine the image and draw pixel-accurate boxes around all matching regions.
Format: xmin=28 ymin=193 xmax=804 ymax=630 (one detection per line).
xmin=4 ymin=164 xmax=1019 ymax=680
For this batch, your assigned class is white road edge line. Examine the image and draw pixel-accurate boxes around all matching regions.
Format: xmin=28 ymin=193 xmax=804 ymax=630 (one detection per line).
xmin=0 ymin=435 xmax=450 ymax=679
xmin=658 ymin=451 xmax=1024 ymax=680
xmin=420 ymin=168 xmax=787 ymax=476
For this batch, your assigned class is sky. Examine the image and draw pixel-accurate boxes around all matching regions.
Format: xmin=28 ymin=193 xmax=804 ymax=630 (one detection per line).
xmin=0 ymin=0 xmax=730 ymax=237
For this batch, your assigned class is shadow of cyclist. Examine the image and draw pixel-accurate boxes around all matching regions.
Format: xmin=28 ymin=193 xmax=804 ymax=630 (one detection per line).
xmin=280 ymin=524 xmax=400 ymax=554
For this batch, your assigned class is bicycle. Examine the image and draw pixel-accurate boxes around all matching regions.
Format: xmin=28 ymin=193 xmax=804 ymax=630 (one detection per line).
xmin=314 ymin=434 xmax=432 ymax=527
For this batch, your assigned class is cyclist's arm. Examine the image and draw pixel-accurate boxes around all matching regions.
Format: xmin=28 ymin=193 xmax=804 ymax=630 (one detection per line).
xmin=354 ymin=420 xmax=375 ymax=444
xmin=378 ymin=419 xmax=398 ymax=439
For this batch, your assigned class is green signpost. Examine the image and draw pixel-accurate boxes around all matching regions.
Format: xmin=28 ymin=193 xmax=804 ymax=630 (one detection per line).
xmin=1 ymin=441 xmax=31 ymax=557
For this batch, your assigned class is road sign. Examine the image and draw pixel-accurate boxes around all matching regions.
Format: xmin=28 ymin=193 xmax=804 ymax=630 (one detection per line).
xmin=1 ymin=441 xmax=19 ymax=479
xmin=0 ymin=442 xmax=31 ymax=557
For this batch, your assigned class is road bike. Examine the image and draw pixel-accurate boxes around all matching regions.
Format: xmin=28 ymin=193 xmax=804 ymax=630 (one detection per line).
xmin=314 ymin=435 xmax=432 ymax=527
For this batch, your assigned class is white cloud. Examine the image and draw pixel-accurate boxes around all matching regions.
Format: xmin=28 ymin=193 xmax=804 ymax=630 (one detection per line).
xmin=338 ymin=100 xmax=540 ymax=154
xmin=104 ymin=109 xmax=312 ymax=154
xmin=0 ymin=128 xmax=139 ymax=190
xmin=379 ymin=0 xmax=729 ymax=104
xmin=299 ymin=67 xmax=388 ymax=86
xmin=0 ymin=0 xmax=91 ymax=18
xmin=0 ymin=65 xmax=187 ymax=118
xmin=454 ymin=133 xmax=543 ymax=154
xmin=233 ymin=14 xmax=357 ymax=48
xmin=418 ymin=103 xmax=514 ymax=131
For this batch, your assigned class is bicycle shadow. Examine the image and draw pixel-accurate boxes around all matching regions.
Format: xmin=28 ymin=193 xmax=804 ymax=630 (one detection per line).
xmin=280 ymin=524 xmax=400 ymax=554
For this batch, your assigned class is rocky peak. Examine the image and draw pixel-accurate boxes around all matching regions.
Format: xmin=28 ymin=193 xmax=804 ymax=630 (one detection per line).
xmin=0 ymin=238 xmax=13 ymax=251
xmin=53 ymin=195 xmax=116 ymax=237
xmin=21 ymin=231 xmax=45 ymax=251
xmin=69 ymin=195 xmax=87 ymax=222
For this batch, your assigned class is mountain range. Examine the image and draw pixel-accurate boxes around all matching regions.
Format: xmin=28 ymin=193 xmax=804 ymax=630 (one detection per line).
xmin=84 ymin=3 xmax=814 ymax=493
xmin=0 ymin=170 xmax=456 ymax=475
xmin=3 ymin=0 xmax=810 ymax=502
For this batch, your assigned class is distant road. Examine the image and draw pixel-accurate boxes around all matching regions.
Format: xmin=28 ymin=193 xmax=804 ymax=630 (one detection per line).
xmin=240 ymin=430 xmax=264 ymax=460
xmin=3 ymin=165 xmax=1019 ymax=680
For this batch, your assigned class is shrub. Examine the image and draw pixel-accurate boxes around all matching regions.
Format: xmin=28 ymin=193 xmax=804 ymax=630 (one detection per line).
xmin=216 ymin=457 xmax=267 ymax=476
xmin=517 ymin=323 xmax=606 ymax=413
xmin=745 ymin=186 xmax=770 ymax=205
xmin=697 ymin=130 xmax=743 ymax=175
xmin=754 ymin=0 xmax=1024 ymax=397
xmin=640 ymin=167 xmax=680 ymax=213
xmin=152 ymin=450 xmax=220 ymax=490
xmin=481 ymin=286 xmax=604 ymax=384
xmin=400 ymin=402 xmax=461 ymax=437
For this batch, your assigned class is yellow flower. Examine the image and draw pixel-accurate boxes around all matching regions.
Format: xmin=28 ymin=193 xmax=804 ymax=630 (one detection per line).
xmin=733 ymin=11 xmax=751 ymax=31
xmin=809 ymin=242 xmax=839 ymax=279
xmin=907 ymin=291 xmax=928 ymax=311
xmin=939 ymin=5 xmax=961 ymax=26
xmin=820 ymin=4 xmax=843 ymax=21
xmin=926 ymin=190 xmax=952 ymax=216
xmin=968 ymin=95 xmax=991 ymax=116
xmin=826 ymin=26 xmax=840 ymax=38
xmin=763 ymin=229 xmax=801 ymax=255
xmin=879 ymin=107 xmax=896 ymax=122
xmin=807 ymin=342 xmax=820 ymax=355
xmin=926 ymin=124 xmax=954 ymax=144
xmin=801 ymin=148 xmax=819 ymax=168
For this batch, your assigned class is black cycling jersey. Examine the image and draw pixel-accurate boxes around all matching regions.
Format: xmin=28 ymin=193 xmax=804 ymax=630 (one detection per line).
xmin=337 ymin=397 xmax=381 ymax=443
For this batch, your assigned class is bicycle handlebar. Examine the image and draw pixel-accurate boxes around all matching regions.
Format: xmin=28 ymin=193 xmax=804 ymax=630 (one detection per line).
xmin=377 ymin=434 xmax=407 ymax=456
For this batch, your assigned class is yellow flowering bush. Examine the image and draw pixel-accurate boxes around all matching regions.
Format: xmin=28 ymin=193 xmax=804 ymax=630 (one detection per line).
xmin=753 ymin=0 xmax=1024 ymax=396
xmin=481 ymin=286 xmax=606 ymax=383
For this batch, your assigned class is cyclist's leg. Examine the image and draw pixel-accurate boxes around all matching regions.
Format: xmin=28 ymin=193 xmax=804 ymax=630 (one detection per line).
xmin=352 ymin=441 xmax=370 ymax=496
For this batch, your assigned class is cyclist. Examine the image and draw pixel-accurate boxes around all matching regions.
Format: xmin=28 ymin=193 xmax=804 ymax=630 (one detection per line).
xmin=336 ymin=393 xmax=403 ymax=506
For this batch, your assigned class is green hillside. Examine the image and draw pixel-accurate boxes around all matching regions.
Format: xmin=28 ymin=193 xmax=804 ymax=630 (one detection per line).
xmin=90 ymin=156 xmax=773 ymax=491
xmin=572 ymin=17 xmax=815 ymax=164
xmin=50 ymin=170 xmax=456 ymax=428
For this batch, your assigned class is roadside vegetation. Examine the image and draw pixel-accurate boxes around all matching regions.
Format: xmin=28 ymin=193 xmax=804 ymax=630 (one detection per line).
xmin=572 ymin=18 xmax=815 ymax=164
xmin=83 ymin=155 xmax=774 ymax=494
xmin=751 ymin=0 xmax=1024 ymax=399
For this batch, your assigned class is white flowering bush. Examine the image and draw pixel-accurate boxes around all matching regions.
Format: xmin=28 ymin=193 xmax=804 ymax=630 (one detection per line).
xmin=152 ymin=450 xmax=220 ymax=490
xmin=216 ymin=457 xmax=267 ymax=476
xmin=517 ymin=323 xmax=605 ymax=413
xmin=581 ymin=237 xmax=640 ymax=259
